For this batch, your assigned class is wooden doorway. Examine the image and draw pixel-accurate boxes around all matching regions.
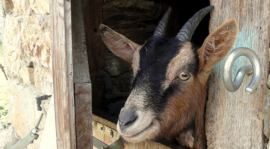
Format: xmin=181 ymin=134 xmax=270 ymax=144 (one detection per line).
xmin=50 ymin=0 xmax=270 ymax=148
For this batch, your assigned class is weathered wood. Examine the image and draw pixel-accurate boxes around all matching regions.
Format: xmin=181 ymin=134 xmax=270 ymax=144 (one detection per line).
xmin=82 ymin=0 xmax=105 ymax=107
xmin=92 ymin=115 xmax=120 ymax=146
xmin=206 ymin=0 xmax=270 ymax=148
xmin=265 ymin=80 xmax=270 ymax=138
xmin=50 ymin=0 xmax=76 ymax=148
xmin=265 ymin=65 xmax=270 ymax=138
xmin=75 ymin=83 xmax=92 ymax=149
xmin=72 ymin=0 xmax=93 ymax=148
xmin=72 ymin=0 xmax=91 ymax=84
xmin=267 ymin=30 xmax=270 ymax=149
xmin=124 ymin=142 xmax=170 ymax=149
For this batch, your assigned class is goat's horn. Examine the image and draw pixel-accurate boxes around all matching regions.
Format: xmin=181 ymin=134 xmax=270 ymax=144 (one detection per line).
xmin=176 ymin=6 xmax=214 ymax=41
xmin=153 ymin=7 xmax=172 ymax=37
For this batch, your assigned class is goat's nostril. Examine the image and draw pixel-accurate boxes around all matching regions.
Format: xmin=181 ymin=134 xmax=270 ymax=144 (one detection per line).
xmin=119 ymin=114 xmax=137 ymax=126
xmin=118 ymin=107 xmax=138 ymax=131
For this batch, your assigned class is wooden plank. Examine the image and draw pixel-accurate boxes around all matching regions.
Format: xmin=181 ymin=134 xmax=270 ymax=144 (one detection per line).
xmin=82 ymin=0 xmax=105 ymax=107
xmin=75 ymin=83 xmax=92 ymax=149
xmin=265 ymin=61 xmax=270 ymax=139
xmin=124 ymin=142 xmax=170 ymax=149
xmin=92 ymin=115 xmax=120 ymax=146
xmin=206 ymin=0 xmax=270 ymax=148
xmin=50 ymin=0 xmax=76 ymax=148
xmin=265 ymin=80 xmax=270 ymax=138
xmin=93 ymin=115 xmax=118 ymax=130
xmin=72 ymin=0 xmax=93 ymax=148
xmin=72 ymin=0 xmax=91 ymax=84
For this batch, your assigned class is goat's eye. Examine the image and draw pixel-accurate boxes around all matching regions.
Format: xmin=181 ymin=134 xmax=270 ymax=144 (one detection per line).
xmin=179 ymin=72 xmax=191 ymax=81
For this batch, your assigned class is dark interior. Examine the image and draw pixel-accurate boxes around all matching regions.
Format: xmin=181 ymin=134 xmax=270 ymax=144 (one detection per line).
xmin=91 ymin=0 xmax=210 ymax=123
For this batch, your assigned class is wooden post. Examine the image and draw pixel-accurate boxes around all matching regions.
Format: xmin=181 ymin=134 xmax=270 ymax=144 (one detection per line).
xmin=50 ymin=0 xmax=76 ymax=149
xmin=82 ymin=0 xmax=105 ymax=107
xmin=206 ymin=0 xmax=270 ymax=148
xmin=72 ymin=0 xmax=93 ymax=148
xmin=75 ymin=83 xmax=92 ymax=149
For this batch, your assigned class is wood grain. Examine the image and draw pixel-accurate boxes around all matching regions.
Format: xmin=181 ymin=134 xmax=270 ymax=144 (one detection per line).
xmin=92 ymin=115 xmax=120 ymax=146
xmin=72 ymin=0 xmax=93 ymax=148
xmin=82 ymin=0 xmax=105 ymax=107
xmin=124 ymin=141 xmax=170 ymax=149
xmin=75 ymin=83 xmax=92 ymax=149
xmin=50 ymin=0 xmax=76 ymax=148
xmin=206 ymin=0 xmax=270 ymax=148
xmin=72 ymin=0 xmax=91 ymax=84
xmin=267 ymin=21 xmax=270 ymax=149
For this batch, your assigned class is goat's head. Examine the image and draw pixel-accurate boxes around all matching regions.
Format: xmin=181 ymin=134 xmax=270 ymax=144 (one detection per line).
xmin=100 ymin=6 xmax=238 ymax=143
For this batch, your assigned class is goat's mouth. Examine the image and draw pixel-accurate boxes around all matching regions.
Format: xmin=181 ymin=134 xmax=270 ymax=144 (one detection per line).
xmin=122 ymin=121 xmax=154 ymax=138
xmin=117 ymin=120 xmax=160 ymax=143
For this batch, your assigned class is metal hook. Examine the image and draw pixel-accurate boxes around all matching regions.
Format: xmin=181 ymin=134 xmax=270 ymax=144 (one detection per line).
xmin=223 ymin=47 xmax=261 ymax=93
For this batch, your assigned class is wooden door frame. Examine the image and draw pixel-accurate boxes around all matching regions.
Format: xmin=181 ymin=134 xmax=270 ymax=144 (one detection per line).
xmin=50 ymin=0 xmax=77 ymax=149
xmin=206 ymin=0 xmax=269 ymax=148
xmin=49 ymin=0 xmax=269 ymax=149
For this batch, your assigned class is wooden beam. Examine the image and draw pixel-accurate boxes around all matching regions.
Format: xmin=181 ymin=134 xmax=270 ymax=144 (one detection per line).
xmin=75 ymin=83 xmax=92 ymax=149
xmin=82 ymin=0 xmax=104 ymax=107
xmin=206 ymin=0 xmax=270 ymax=148
xmin=72 ymin=0 xmax=93 ymax=148
xmin=50 ymin=0 xmax=76 ymax=148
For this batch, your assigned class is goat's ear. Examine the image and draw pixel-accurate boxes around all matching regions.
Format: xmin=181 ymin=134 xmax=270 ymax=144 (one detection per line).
xmin=198 ymin=19 xmax=238 ymax=75
xmin=99 ymin=24 xmax=141 ymax=63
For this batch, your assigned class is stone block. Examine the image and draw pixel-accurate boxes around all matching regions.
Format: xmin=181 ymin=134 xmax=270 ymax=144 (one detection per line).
xmin=4 ymin=0 xmax=49 ymax=15
xmin=7 ymin=82 xmax=49 ymax=149
xmin=3 ymin=15 xmax=52 ymax=93
xmin=29 ymin=0 xmax=49 ymax=14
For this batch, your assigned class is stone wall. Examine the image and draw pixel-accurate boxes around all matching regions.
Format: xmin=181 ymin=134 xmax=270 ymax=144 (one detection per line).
xmin=0 ymin=0 xmax=162 ymax=148
xmin=1 ymin=0 xmax=51 ymax=148
xmin=0 ymin=0 xmax=5 ymax=41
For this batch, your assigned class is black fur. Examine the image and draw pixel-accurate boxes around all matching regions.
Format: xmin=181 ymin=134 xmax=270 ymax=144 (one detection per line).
xmin=132 ymin=36 xmax=199 ymax=114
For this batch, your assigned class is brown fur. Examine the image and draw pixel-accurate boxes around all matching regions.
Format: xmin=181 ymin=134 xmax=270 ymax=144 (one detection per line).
xmin=159 ymin=20 xmax=238 ymax=149
xmin=177 ymin=129 xmax=195 ymax=148
xmin=132 ymin=48 xmax=141 ymax=76
xmin=163 ymin=42 xmax=195 ymax=89
xmin=198 ymin=20 xmax=238 ymax=78
xmin=159 ymin=77 xmax=206 ymax=148
xmin=100 ymin=20 xmax=238 ymax=149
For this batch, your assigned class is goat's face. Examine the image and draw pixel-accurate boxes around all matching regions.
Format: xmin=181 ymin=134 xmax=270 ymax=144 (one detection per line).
xmin=100 ymin=6 xmax=238 ymax=143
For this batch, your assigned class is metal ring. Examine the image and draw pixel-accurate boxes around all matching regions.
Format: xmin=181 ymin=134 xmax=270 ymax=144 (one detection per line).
xmin=223 ymin=47 xmax=261 ymax=93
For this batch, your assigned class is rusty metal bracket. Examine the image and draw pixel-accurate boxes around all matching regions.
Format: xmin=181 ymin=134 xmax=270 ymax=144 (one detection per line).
xmin=35 ymin=95 xmax=51 ymax=111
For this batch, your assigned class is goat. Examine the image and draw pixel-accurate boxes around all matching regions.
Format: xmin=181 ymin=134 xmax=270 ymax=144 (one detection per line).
xmin=99 ymin=6 xmax=238 ymax=149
